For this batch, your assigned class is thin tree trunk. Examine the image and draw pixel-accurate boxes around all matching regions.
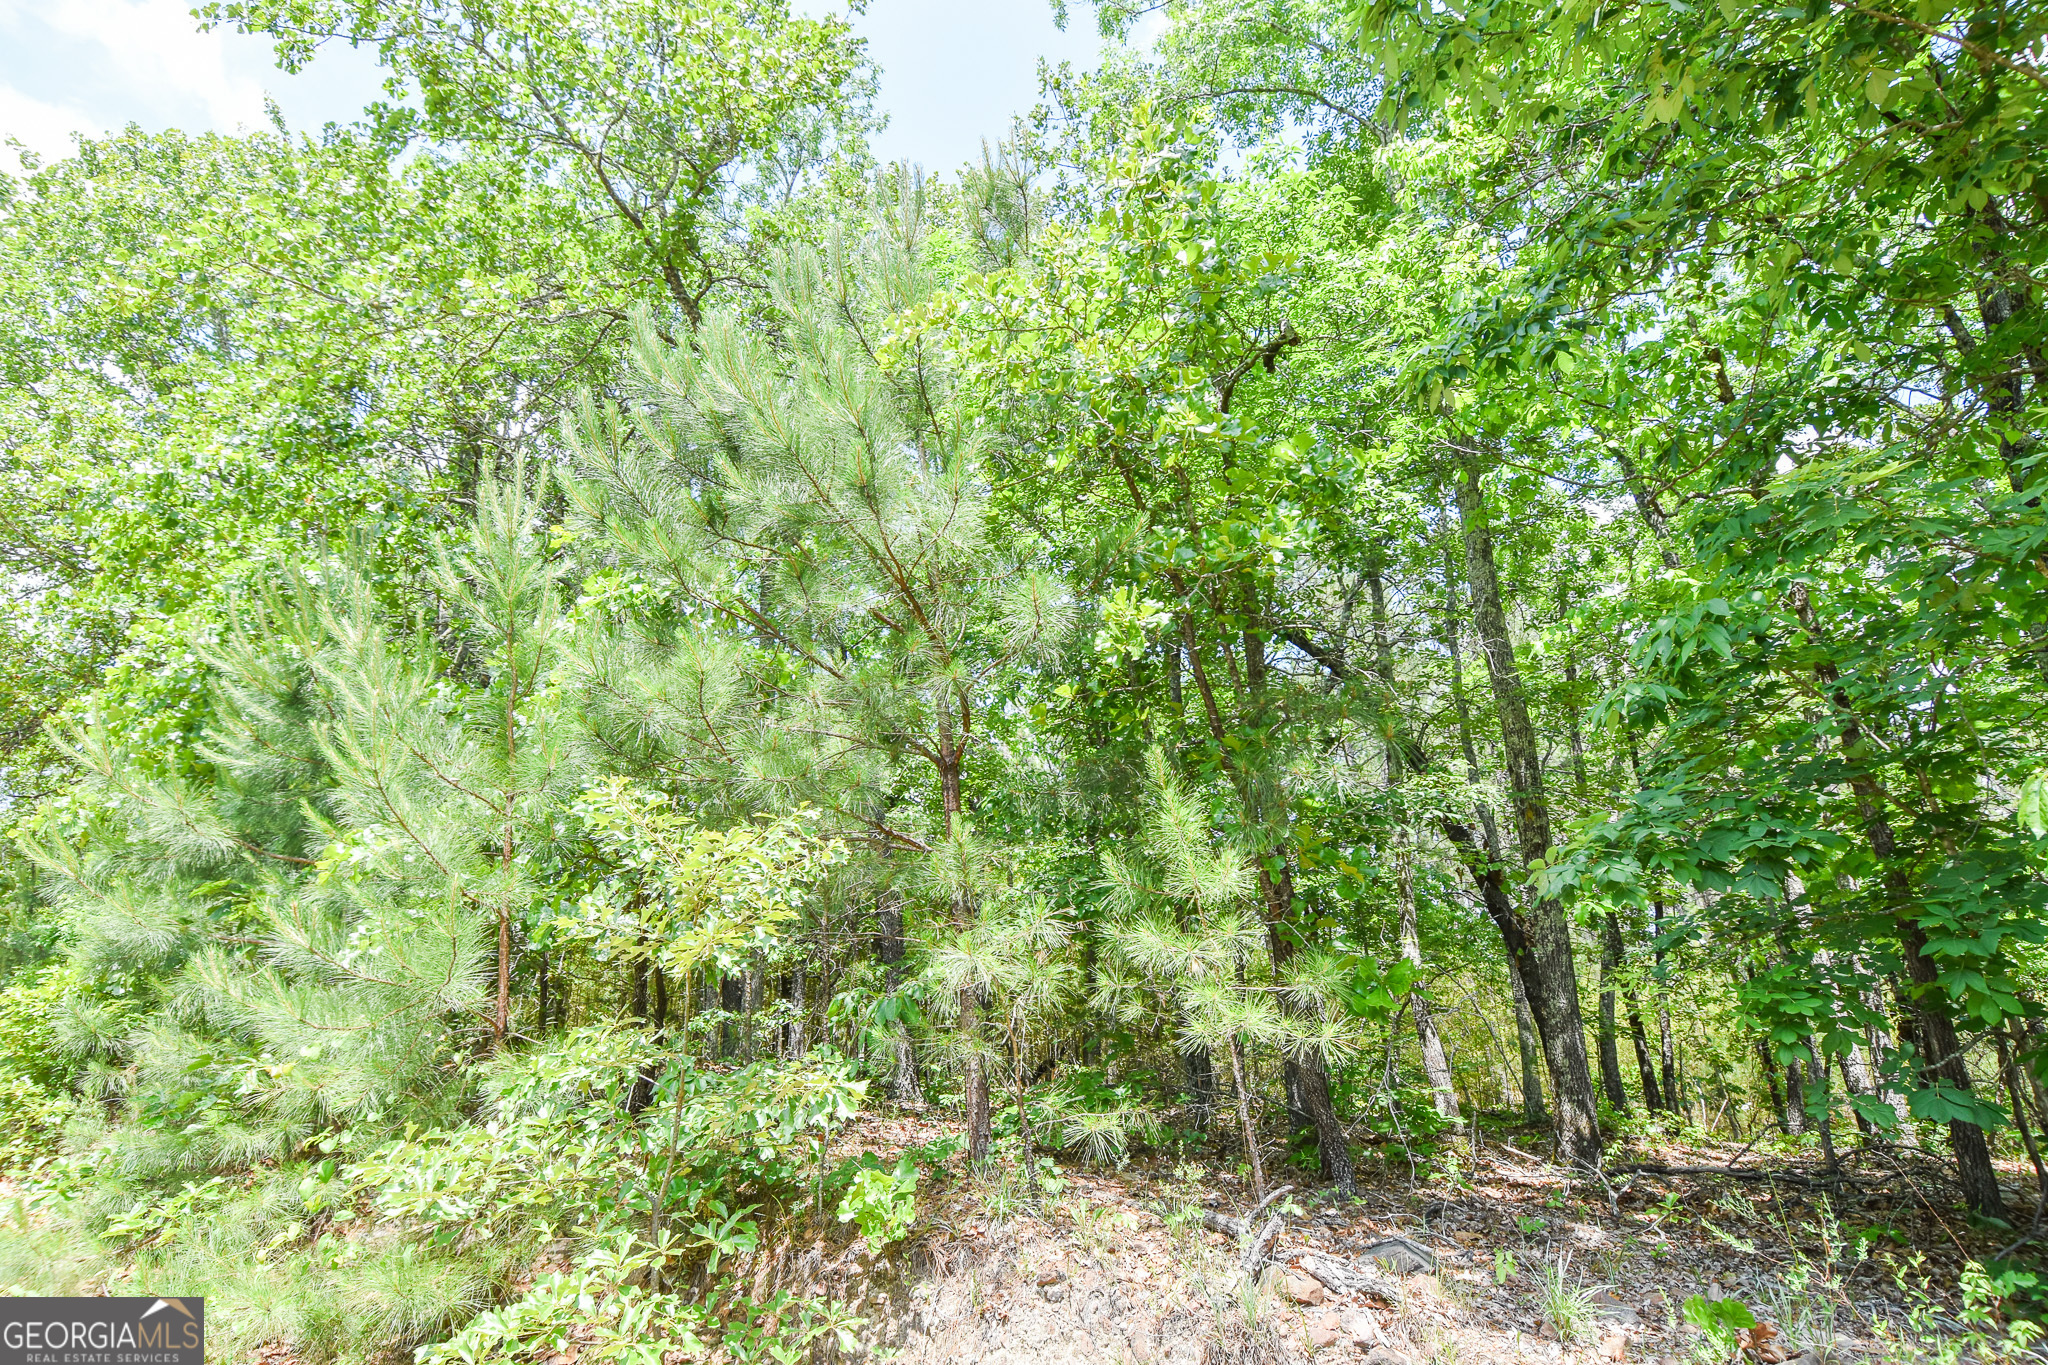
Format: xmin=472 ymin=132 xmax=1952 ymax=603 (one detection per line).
xmin=1192 ymin=595 xmax=1352 ymax=1194
xmin=1788 ymin=583 xmax=2004 ymax=1218
xmin=1655 ymin=903 xmax=1679 ymax=1108
xmin=1265 ymin=883 xmax=1355 ymax=1194
xmin=1186 ymin=1045 xmax=1217 ymax=1134
xmin=939 ymin=745 xmax=993 ymax=1165
xmin=1900 ymin=922 xmax=2006 ymax=1217
xmin=1660 ymin=1008 xmax=1680 ymax=1112
xmin=877 ymin=893 xmax=925 ymax=1106
xmin=1756 ymin=1037 xmax=1788 ymax=1134
xmin=1841 ymin=1039 xmax=1877 ymax=1135
xmin=1627 ymin=994 xmax=1664 ymax=1111
xmin=1367 ymin=567 xmax=1458 ymax=1124
xmin=1401 ymin=849 xmax=1460 ymax=1122
xmin=1014 ymin=1021 xmax=1033 ymax=1165
xmin=744 ymin=962 xmax=763 ymax=1060
xmin=1598 ymin=912 xmax=1631 ymax=1114
xmin=1809 ymin=1038 xmax=1839 ymax=1170
xmin=719 ymin=973 xmax=742 ymax=1058
xmin=1509 ymin=966 xmax=1547 ymax=1126
xmin=1999 ymin=1025 xmax=2048 ymax=1202
xmin=1229 ymin=1035 xmax=1266 ymax=1200
xmin=1453 ymin=461 xmax=1601 ymax=1168
xmin=496 ymin=905 xmax=512 ymax=1050
xmin=791 ymin=966 xmax=808 ymax=1057
xmin=628 ymin=953 xmax=654 ymax=1116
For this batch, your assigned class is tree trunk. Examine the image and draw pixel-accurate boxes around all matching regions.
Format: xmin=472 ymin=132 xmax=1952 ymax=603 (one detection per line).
xmin=1453 ymin=462 xmax=1601 ymax=1168
xmin=744 ymin=963 xmax=763 ymax=1060
xmin=1627 ymin=995 xmax=1664 ymax=1111
xmin=1509 ymin=966 xmax=1547 ymax=1126
xmin=628 ymin=955 xmax=655 ymax=1116
xmin=1659 ymin=1008 xmax=1680 ymax=1108
xmin=1597 ymin=912 xmax=1631 ymax=1114
xmin=1809 ymin=1038 xmax=1839 ymax=1169
xmin=1229 ymin=1035 xmax=1266 ymax=1200
xmin=1226 ymin=601 xmax=1352 ymax=1194
xmin=940 ymin=747 xmax=992 ymax=1163
xmin=1655 ymin=903 xmax=1680 ymax=1108
xmin=495 ymin=903 xmax=512 ymax=1050
xmin=1366 ymin=568 xmax=1458 ymax=1124
xmin=791 ymin=966 xmax=809 ymax=1057
xmin=876 ymin=894 xmax=926 ymax=1106
xmin=1185 ymin=1045 xmax=1217 ymax=1134
xmin=1265 ymin=881 xmax=1355 ymax=1194
xmin=1756 ymin=1037 xmax=1788 ymax=1134
xmin=1998 ymin=1025 xmax=2048 ymax=1202
xmin=1789 ymin=583 xmax=2004 ymax=1218
xmin=1401 ymin=852 xmax=1460 ymax=1122
xmin=962 ymin=989 xmax=992 ymax=1166
xmin=720 ymin=973 xmax=742 ymax=1058
xmin=1440 ymin=557 xmax=1505 ymax=859
xmin=1900 ymin=922 xmax=2007 ymax=1218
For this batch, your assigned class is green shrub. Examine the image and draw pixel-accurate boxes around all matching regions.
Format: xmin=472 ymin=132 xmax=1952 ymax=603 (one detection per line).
xmin=836 ymin=1154 xmax=917 ymax=1252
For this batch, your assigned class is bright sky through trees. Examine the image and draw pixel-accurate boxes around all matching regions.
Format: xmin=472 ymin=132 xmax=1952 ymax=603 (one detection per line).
xmin=0 ymin=0 xmax=1115 ymax=172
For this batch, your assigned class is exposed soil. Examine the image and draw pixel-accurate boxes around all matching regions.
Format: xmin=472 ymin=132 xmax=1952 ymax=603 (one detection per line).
xmin=730 ymin=1111 xmax=2026 ymax=1365
xmin=10 ymin=1115 xmax=2022 ymax=1363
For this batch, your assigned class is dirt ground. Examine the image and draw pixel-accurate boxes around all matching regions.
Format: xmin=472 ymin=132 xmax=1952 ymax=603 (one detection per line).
xmin=742 ymin=1111 xmax=2026 ymax=1365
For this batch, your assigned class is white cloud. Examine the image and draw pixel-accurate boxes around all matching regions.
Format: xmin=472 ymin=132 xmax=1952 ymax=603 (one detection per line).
xmin=32 ymin=0 xmax=269 ymax=129
xmin=0 ymin=84 xmax=100 ymax=171
xmin=0 ymin=0 xmax=272 ymax=170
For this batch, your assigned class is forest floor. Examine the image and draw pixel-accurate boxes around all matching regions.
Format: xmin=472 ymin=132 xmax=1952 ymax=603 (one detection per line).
xmin=5 ymin=1110 xmax=2022 ymax=1363
xmin=728 ymin=1109 xmax=2029 ymax=1365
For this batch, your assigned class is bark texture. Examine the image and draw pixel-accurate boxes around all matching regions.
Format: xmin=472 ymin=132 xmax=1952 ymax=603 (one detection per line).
xmin=1454 ymin=462 xmax=1602 ymax=1169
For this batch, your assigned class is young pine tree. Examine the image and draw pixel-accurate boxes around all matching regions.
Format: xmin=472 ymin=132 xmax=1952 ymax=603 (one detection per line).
xmin=564 ymin=188 xmax=1071 ymax=1162
xmin=24 ymin=470 xmax=577 ymax=1168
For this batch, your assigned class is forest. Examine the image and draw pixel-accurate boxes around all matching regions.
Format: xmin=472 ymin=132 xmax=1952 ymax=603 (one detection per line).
xmin=0 ymin=0 xmax=2045 ymax=1362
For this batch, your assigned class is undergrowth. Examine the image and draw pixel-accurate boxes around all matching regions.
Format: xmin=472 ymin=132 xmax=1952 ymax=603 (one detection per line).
xmin=0 ymin=1029 xmax=883 ymax=1365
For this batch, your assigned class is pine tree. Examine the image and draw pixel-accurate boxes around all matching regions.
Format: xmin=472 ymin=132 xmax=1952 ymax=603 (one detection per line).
xmin=23 ymin=469 xmax=578 ymax=1169
xmin=1094 ymin=753 xmax=1363 ymax=1199
xmin=563 ymin=183 xmax=1071 ymax=1161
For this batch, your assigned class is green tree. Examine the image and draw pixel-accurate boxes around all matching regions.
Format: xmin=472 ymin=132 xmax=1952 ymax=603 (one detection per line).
xmin=563 ymin=195 xmax=1071 ymax=1162
xmin=203 ymin=0 xmax=873 ymax=326
xmin=20 ymin=466 xmax=576 ymax=1177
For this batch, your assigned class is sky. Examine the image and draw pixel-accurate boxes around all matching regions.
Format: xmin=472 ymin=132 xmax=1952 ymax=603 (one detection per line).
xmin=0 ymin=0 xmax=1128 ymax=176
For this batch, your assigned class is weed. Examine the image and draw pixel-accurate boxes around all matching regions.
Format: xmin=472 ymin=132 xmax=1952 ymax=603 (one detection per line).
xmin=837 ymin=1154 xmax=918 ymax=1252
xmin=1681 ymin=1293 xmax=1757 ymax=1360
xmin=1515 ymin=1213 xmax=1545 ymax=1237
xmin=1237 ymin=1267 xmax=1268 ymax=1332
xmin=1871 ymin=1255 xmax=2048 ymax=1365
xmin=1069 ymin=1196 xmax=1136 ymax=1256
xmin=1647 ymin=1190 xmax=1685 ymax=1228
xmin=1160 ymin=1199 xmax=1204 ymax=1253
xmin=1593 ymin=1236 xmax=1630 ymax=1283
xmin=1536 ymin=1252 xmax=1601 ymax=1345
xmin=1493 ymin=1248 xmax=1516 ymax=1285
xmin=974 ymin=1159 xmax=1033 ymax=1225
xmin=1755 ymin=1253 xmax=1846 ymax=1364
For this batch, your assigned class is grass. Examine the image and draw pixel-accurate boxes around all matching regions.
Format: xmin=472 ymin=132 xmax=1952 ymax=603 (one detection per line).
xmin=1535 ymin=1251 xmax=1601 ymax=1345
xmin=0 ymin=1167 xmax=520 ymax=1365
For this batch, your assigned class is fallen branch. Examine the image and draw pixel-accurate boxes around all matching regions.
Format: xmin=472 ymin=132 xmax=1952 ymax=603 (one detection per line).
xmin=1202 ymin=1183 xmax=1296 ymax=1237
xmin=1241 ymin=1215 xmax=1283 ymax=1277
xmin=1490 ymin=1142 xmax=1550 ymax=1168
xmin=1617 ymin=1162 xmax=1869 ymax=1189
xmin=1281 ymin=1248 xmax=1402 ymax=1302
